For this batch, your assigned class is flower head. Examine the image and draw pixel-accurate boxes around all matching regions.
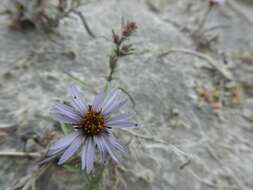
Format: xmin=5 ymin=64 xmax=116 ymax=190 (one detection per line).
xmin=42 ymin=86 xmax=138 ymax=173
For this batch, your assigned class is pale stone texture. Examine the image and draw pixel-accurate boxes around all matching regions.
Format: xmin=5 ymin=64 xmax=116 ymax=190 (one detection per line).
xmin=0 ymin=0 xmax=253 ymax=190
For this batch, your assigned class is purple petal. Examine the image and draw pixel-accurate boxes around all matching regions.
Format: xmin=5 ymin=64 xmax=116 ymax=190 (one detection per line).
xmin=94 ymin=136 xmax=106 ymax=162
xmin=107 ymin=133 xmax=128 ymax=153
xmin=81 ymin=137 xmax=95 ymax=173
xmin=47 ymin=145 xmax=67 ymax=157
xmin=101 ymin=89 xmax=121 ymax=113
xmin=52 ymin=113 xmax=79 ymax=124
xmin=106 ymin=121 xmax=138 ymax=129
xmin=52 ymin=103 xmax=81 ymax=124
xmin=92 ymin=89 xmax=105 ymax=112
xmin=81 ymin=143 xmax=86 ymax=169
xmin=102 ymin=89 xmax=117 ymax=105
xmin=106 ymin=112 xmax=135 ymax=123
xmin=101 ymin=134 xmax=120 ymax=162
xmin=103 ymin=98 xmax=128 ymax=115
xmin=101 ymin=89 xmax=118 ymax=109
xmin=68 ymin=86 xmax=88 ymax=115
xmin=48 ymin=132 xmax=80 ymax=156
xmin=58 ymin=135 xmax=83 ymax=165
xmin=106 ymin=119 xmax=135 ymax=126
xmin=40 ymin=150 xmax=64 ymax=166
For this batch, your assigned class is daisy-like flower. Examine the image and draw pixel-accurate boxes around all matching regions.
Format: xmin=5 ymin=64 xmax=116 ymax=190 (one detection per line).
xmin=42 ymin=86 xmax=138 ymax=173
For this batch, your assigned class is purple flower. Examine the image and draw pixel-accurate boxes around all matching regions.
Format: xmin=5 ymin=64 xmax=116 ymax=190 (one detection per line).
xmin=42 ymin=86 xmax=138 ymax=173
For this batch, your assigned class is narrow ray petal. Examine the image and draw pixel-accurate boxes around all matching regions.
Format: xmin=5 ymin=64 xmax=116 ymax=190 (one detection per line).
xmin=68 ymin=86 xmax=88 ymax=115
xmin=102 ymin=90 xmax=121 ymax=113
xmin=101 ymin=89 xmax=117 ymax=108
xmin=103 ymin=98 xmax=128 ymax=115
xmin=106 ymin=121 xmax=138 ymax=129
xmin=101 ymin=135 xmax=120 ymax=162
xmin=81 ymin=141 xmax=86 ymax=170
xmin=40 ymin=150 xmax=64 ymax=166
xmin=48 ymin=132 xmax=79 ymax=154
xmin=107 ymin=133 xmax=128 ymax=153
xmin=94 ymin=136 xmax=106 ymax=162
xmin=47 ymin=145 xmax=67 ymax=157
xmin=52 ymin=113 xmax=80 ymax=124
xmin=52 ymin=103 xmax=81 ymax=123
xmin=85 ymin=138 xmax=95 ymax=173
xmin=92 ymin=90 xmax=105 ymax=112
xmin=58 ymin=135 xmax=83 ymax=165
xmin=106 ymin=120 xmax=136 ymax=126
xmin=106 ymin=112 xmax=135 ymax=123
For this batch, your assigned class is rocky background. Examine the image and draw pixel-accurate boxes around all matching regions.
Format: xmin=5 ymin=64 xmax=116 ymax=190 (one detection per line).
xmin=0 ymin=0 xmax=253 ymax=190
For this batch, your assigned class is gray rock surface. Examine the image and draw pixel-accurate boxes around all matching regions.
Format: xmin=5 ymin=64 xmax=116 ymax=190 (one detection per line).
xmin=0 ymin=0 xmax=253 ymax=189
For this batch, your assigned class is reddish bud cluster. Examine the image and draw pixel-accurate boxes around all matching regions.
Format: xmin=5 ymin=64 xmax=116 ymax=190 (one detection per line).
xmin=108 ymin=21 xmax=137 ymax=81
xmin=122 ymin=21 xmax=137 ymax=37
xmin=111 ymin=21 xmax=137 ymax=57
xmin=113 ymin=33 xmax=120 ymax=44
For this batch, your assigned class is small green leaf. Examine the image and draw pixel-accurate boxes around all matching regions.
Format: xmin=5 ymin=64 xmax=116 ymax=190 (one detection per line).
xmin=246 ymin=116 xmax=253 ymax=123
xmin=61 ymin=123 xmax=74 ymax=134
xmin=63 ymin=164 xmax=80 ymax=173
xmin=83 ymin=164 xmax=105 ymax=190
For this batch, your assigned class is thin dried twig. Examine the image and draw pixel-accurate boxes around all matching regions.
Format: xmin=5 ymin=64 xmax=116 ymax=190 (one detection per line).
xmin=72 ymin=10 xmax=96 ymax=38
xmin=201 ymin=24 xmax=231 ymax=34
xmin=21 ymin=164 xmax=50 ymax=190
xmin=113 ymin=166 xmax=127 ymax=190
xmin=123 ymin=129 xmax=190 ymax=158
xmin=187 ymin=168 xmax=238 ymax=189
xmin=206 ymin=144 xmax=250 ymax=190
xmin=187 ymin=103 xmax=248 ymax=190
xmin=0 ymin=151 xmax=41 ymax=157
xmin=158 ymin=48 xmax=234 ymax=81
xmin=227 ymin=0 xmax=253 ymax=26
xmin=118 ymin=87 xmax=136 ymax=109
xmin=63 ymin=72 xmax=97 ymax=94
xmin=193 ymin=6 xmax=213 ymax=36
xmin=0 ymin=10 xmax=9 ymax=15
